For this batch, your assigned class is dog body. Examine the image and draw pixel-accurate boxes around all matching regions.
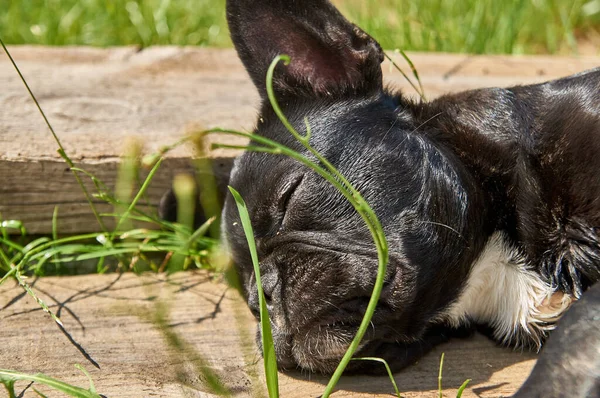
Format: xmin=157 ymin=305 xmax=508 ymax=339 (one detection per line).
xmin=222 ymin=0 xmax=600 ymax=374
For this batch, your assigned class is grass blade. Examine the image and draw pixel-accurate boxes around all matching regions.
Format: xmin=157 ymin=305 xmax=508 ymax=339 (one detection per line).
xmin=352 ymin=357 xmax=402 ymax=398
xmin=228 ymin=187 xmax=279 ymax=398
xmin=173 ymin=174 xmax=197 ymax=233
xmin=265 ymin=55 xmax=389 ymax=398
xmin=439 ymin=352 xmax=445 ymax=398
xmin=13 ymin=269 xmax=63 ymax=326
xmin=399 ymin=50 xmax=426 ymax=101
xmin=0 ymin=38 xmax=107 ymax=232
xmin=32 ymin=388 xmax=49 ymax=398
xmin=150 ymin=301 xmax=232 ymax=396
xmin=1 ymin=220 xmax=26 ymax=236
xmin=51 ymin=206 xmax=61 ymax=271
xmin=384 ymin=52 xmax=424 ymax=101
xmin=0 ymin=369 xmax=101 ymax=398
xmin=74 ymin=365 xmax=96 ymax=394
xmin=113 ymin=157 xmax=164 ymax=234
xmin=192 ymin=134 xmax=222 ymax=239
xmin=456 ymin=378 xmax=471 ymax=398
xmin=187 ymin=217 xmax=216 ymax=245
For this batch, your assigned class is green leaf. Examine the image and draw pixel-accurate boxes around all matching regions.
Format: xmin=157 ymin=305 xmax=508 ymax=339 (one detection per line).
xmin=22 ymin=237 xmax=52 ymax=254
xmin=353 ymin=357 xmax=403 ymax=397
xmin=75 ymin=248 xmax=141 ymax=260
xmin=456 ymin=378 xmax=471 ymax=398
xmin=228 ymin=187 xmax=279 ymax=398
xmin=0 ymin=220 xmax=26 ymax=235
xmin=74 ymin=364 xmax=96 ymax=394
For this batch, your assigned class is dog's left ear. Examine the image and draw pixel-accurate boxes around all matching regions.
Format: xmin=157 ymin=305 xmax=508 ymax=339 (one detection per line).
xmin=227 ymin=0 xmax=384 ymax=98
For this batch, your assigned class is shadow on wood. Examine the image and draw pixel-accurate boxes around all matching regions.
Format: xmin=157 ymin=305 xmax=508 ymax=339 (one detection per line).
xmin=0 ymin=272 xmax=536 ymax=397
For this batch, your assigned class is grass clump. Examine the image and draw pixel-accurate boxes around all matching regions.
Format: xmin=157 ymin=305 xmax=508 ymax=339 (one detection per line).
xmin=337 ymin=0 xmax=600 ymax=54
xmin=0 ymin=0 xmax=229 ymax=48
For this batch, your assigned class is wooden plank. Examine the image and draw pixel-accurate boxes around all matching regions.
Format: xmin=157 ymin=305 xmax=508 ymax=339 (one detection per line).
xmin=1 ymin=47 xmax=599 ymax=234
xmin=0 ymin=272 xmax=537 ymax=397
xmin=0 ymin=157 xmax=232 ymax=234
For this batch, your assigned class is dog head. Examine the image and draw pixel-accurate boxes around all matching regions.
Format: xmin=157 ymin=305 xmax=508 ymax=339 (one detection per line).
xmin=223 ymin=0 xmax=488 ymax=373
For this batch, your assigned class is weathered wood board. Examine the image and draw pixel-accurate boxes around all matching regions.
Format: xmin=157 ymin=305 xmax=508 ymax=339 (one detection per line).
xmin=0 ymin=271 xmax=538 ymax=397
xmin=1 ymin=47 xmax=599 ymax=233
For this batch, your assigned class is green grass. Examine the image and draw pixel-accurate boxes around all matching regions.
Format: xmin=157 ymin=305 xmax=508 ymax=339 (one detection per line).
xmin=337 ymin=0 xmax=600 ymax=54
xmin=1 ymin=366 xmax=101 ymax=398
xmin=1 ymin=0 xmax=599 ymax=54
xmin=0 ymin=0 xmax=229 ymax=48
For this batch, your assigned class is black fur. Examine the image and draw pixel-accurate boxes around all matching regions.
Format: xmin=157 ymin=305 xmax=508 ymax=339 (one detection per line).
xmin=217 ymin=0 xmax=600 ymax=375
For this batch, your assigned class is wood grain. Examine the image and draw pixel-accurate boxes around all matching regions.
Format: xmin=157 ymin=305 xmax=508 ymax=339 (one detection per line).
xmin=0 ymin=272 xmax=537 ymax=397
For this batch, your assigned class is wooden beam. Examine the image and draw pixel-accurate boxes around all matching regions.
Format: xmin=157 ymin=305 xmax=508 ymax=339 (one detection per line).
xmin=1 ymin=47 xmax=599 ymax=234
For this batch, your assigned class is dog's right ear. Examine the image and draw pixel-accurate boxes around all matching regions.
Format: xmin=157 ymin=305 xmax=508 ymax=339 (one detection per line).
xmin=227 ymin=0 xmax=384 ymax=98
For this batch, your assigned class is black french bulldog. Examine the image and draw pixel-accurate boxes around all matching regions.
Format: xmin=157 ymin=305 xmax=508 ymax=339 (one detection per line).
xmin=211 ymin=0 xmax=600 ymax=377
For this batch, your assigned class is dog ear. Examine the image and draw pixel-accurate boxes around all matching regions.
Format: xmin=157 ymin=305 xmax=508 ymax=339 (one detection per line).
xmin=227 ymin=0 xmax=384 ymax=98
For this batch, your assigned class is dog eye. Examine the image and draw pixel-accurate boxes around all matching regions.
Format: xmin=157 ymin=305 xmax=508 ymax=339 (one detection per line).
xmin=275 ymin=175 xmax=304 ymax=232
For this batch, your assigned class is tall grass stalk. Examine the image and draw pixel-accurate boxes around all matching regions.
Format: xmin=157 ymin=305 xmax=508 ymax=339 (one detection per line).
xmin=439 ymin=353 xmax=445 ymax=398
xmin=208 ymin=54 xmax=389 ymax=397
xmin=0 ymin=38 xmax=107 ymax=233
xmin=265 ymin=55 xmax=388 ymax=397
xmin=384 ymin=51 xmax=425 ymax=101
xmin=456 ymin=378 xmax=472 ymax=398
xmin=192 ymin=135 xmax=223 ymax=239
xmin=352 ymin=358 xmax=403 ymax=397
xmin=228 ymin=188 xmax=279 ymax=398
xmin=113 ymin=158 xmax=164 ymax=235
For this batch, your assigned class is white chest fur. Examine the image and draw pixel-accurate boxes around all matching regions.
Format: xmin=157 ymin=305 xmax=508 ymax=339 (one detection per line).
xmin=442 ymin=232 xmax=573 ymax=347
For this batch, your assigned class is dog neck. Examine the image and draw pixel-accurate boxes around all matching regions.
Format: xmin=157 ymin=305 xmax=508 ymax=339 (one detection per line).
xmin=409 ymin=87 xmax=530 ymax=232
xmin=440 ymin=232 xmax=573 ymax=347
xmin=409 ymin=89 xmax=577 ymax=344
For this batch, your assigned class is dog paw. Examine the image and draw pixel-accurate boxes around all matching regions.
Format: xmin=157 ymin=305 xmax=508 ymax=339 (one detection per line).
xmin=541 ymin=222 xmax=600 ymax=298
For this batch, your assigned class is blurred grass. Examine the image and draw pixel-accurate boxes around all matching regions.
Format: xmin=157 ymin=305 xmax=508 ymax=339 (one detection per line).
xmin=337 ymin=0 xmax=600 ymax=54
xmin=0 ymin=0 xmax=229 ymax=47
xmin=0 ymin=0 xmax=599 ymax=54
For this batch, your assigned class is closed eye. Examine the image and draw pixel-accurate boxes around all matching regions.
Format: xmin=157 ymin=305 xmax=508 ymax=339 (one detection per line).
xmin=275 ymin=174 xmax=304 ymax=233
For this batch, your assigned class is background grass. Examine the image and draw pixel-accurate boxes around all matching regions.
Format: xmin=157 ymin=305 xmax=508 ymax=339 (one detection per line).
xmin=0 ymin=0 xmax=599 ymax=54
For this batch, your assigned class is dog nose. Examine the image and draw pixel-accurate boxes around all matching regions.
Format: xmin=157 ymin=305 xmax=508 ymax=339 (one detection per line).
xmin=261 ymin=272 xmax=279 ymax=307
xmin=247 ymin=271 xmax=279 ymax=318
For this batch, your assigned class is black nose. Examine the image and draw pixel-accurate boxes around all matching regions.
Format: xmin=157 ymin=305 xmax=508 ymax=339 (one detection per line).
xmin=247 ymin=271 xmax=279 ymax=319
xmin=261 ymin=272 xmax=278 ymax=306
